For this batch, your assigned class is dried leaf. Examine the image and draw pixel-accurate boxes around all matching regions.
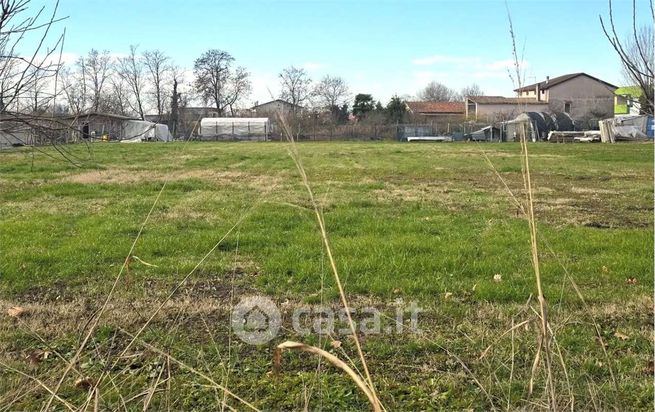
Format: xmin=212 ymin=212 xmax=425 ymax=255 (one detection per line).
xmin=626 ymin=277 xmax=637 ymax=285
xmin=75 ymin=376 xmax=94 ymax=390
xmin=7 ymin=306 xmax=26 ymax=318
xmin=27 ymin=350 xmax=51 ymax=365
xmin=444 ymin=292 xmax=453 ymax=300
xmin=330 ymin=340 xmax=342 ymax=349
xmin=614 ymin=331 xmax=630 ymax=341
xmin=493 ymin=274 xmax=502 ymax=283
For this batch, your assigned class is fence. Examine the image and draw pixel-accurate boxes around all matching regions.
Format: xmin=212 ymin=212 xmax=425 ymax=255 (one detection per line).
xmin=264 ymin=121 xmax=491 ymax=142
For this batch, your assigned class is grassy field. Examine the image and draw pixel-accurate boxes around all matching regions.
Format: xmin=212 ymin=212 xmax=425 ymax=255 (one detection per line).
xmin=0 ymin=141 xmax=652 ymax=410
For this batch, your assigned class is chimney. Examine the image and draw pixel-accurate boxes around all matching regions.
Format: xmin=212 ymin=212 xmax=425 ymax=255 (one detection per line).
xmin=546 ymin=76 xmax=549 ymax=84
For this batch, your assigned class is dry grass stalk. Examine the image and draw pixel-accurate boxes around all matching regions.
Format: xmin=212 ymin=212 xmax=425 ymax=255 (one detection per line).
xmin=274 ymin=341 xmax=381 ymax=412
xmin=118 ymin=328 xmax=260 ymax=412
xmin=505 ymin=4 xmax=556 ymax=407
xmin=373 ymin=311 xmax=497 ymax=411
xmin=89 ymin=204 xmax=257 ymax=397
xmin=479 ymin=319 xmax=532 ymax=360
xmin=142 ymin=355 xmax=166 ymax=411
xmin=477 ymin=141 xmax=617 ymax=394
xmin=276 ymin=112 xmax=382 ymax=410
xmin=44 ymin=167 xmax=173 ymax=411
xmin=0 ymin=360 xmax=76 ymax=411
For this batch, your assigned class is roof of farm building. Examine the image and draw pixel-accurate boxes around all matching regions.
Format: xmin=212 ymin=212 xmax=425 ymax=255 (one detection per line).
xmin=58 ymin=111 xmax=138 ymax=121
xmin=514 ymin=72 xmax=617 ymax=92
xmin=466 ymin=96 xmax=548 ymax=105
xmin=251 ymin=99 xmax=300 ymax=109
xmin=405 ymin=101 xmax=465 ymax=114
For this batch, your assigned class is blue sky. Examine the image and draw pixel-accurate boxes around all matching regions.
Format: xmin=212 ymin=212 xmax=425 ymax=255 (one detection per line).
xmin=29 ymin=0 xmax=652 ymax=106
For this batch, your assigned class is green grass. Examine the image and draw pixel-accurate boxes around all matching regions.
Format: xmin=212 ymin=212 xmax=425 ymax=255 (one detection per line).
xmin=0 ymin=141 xmax=652 ymax=410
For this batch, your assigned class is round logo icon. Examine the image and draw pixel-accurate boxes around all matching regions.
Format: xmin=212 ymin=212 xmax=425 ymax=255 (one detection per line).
xmin=231 ymin=296 xmax=281 ymax=345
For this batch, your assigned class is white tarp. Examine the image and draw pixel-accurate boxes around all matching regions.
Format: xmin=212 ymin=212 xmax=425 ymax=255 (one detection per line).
xmin=121 ymin=120 xmax=172 ymax=143
xmin=599 ymin=115 xmax=651 ymax=143
xmin=199 ymin=117 xmax=269 ymax=140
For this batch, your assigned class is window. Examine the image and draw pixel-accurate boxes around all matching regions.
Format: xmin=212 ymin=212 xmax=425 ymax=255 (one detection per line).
xmin=467 ymin=102 xmax=476 ymax=118
xmin=564 ymin=102 xmax=571 ymax=114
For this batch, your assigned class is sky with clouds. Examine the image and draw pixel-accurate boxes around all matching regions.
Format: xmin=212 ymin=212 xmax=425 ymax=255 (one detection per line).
xmin=26 ymin=0 xmax=653 ymax=108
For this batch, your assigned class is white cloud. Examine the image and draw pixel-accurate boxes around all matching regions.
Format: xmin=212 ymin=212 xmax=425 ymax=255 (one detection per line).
xmin=483 ymin=59 xmax=529 ymax=71
xmin=412 ymin=55 xmax=480 ymax=66
xmin=302 ymin=62 xmax=324 ymax=71
xmin=247 ymin=70 xmax=279 ymax=106
xmin=55 ymin=52 xmax=79 ymax=65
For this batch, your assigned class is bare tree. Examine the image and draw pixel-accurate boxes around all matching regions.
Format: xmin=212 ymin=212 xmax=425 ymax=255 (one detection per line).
xmin=417 ymin=81 xmax=460 ymax=102
xmin=224 ymin=66 xmax=251 ymax=116
xmin=143 ymin=49 xmax=171 ymax=117
xmin=116 ymin=45 xmax=146 ymax=119
xmin=169 ymin=77 xmax=179 ymax=137
xmin=193 ymin=49 xmax=250 ymax=115
xmin=314 ymin=75 xmax=350 ymax=109
xmin=24 ymin=66 xmax=51 ymax=113
xmin=81 ymin=49 xmax=111 ymax=112
xmin=0 ymin=0 xmax=64 ymax=114
xmin=0 ymin=52 xmax=21 ymax=112
xmin=106 ymin=75 xmax=130 ymax=116
xmin=279 ymin=66 xmax=312 ymax=109
xmin=600 ymin=0 xmax=654 ymax=114
xmin=60 ymin=65 xmax=86 ymax=114
xmin=0 ymin=0 xmax=81 ymax=152
xmin=168 ymin=66 xmax=189 ymax=137
xmin=460 ymin=83 xmax=484 ymax=98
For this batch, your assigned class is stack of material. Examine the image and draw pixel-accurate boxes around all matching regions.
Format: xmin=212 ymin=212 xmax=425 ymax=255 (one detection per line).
xmin=407 ymin=136 xmax=453 ymax=142
xmin=599 ymin=115 xmax=653 ymax=143
xmin=547 ymin=131 xmax=600 ymax=143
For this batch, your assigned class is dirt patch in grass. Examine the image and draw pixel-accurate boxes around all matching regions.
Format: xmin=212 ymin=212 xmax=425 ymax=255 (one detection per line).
xmin=373 ymin=182 xmax=461 ymax=203
xmin=59 ymin=168 xmax=284 ymax=188
xmin=570 ymin=186 xmax=621 ymax=195
xmin=1 ymin=271 xmax=259 ymax=340
xmin=2 ymin=197 xmax=111 ymax=216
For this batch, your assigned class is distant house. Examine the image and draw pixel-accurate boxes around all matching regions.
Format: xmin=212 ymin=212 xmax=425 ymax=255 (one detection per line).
xmin=514 ymin=72 xmax=617 ymax=120
xmin=405 ymin=101 xmax=465 ymax=121
xmin=614 ymin=86 xmax=643 ymax=116
xmin=250 ymin=99 xmax=301 ymax=116
xmin=465 ymin=96 xmax=549 ymax=121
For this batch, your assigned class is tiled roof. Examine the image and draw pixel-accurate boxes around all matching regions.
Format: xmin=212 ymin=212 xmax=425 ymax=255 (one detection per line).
xmin=405 ymin=101 xmax=465 ymax=114
xmin=466 ymin=96 xmax=548 ymax=105
xmin=514 ymin=73 xmax=617 ymax=92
